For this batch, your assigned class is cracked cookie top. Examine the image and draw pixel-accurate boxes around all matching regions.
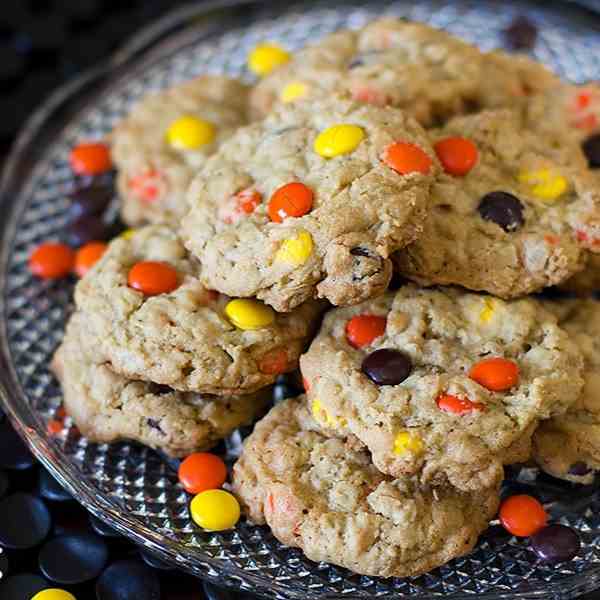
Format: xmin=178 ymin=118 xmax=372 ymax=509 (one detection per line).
xmin=110 ymin=76 xmax=250 ymax=227
xmin=181 ymin=95 xmax=437 ymax=311
xmin=300 ymin=285 xmax=584 ymax=491
xmin=393 ymin=110 xmax=600 ymax=297
xmin=74 ymin=225 xmax=323 ymax=394
xmin=233 ymin=397 xmax=500 ymax=578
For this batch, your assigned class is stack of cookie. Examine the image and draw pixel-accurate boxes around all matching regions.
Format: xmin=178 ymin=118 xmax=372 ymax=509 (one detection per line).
xmin=53 ymin=18 xmax=600 ymax=578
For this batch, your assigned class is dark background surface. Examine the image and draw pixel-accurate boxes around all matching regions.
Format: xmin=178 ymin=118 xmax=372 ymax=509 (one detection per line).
xmin=0 ymin=0 xmax=599 ymax=598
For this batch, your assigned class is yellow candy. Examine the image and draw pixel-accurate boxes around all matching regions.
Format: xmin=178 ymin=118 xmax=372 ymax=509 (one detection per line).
xmin=275 ymin=230 xmax=314 ymax=266
xmin=280 ymin=81 xmax=309 ymax=103
xmin=248 ymin=44 xmax=290 ymax=76
xmin=393 ymin=431 xmax=424 ymax=456
xmin=518 ymin=168 xmax=568 ymax=202
xmin=311 ymin=398 xmax=347 ymax=428
xmin=31 ymin=591 xmax=77 ymax=600
xmin=225 ymin=299 xmax=275 ymax=330
xmin=166 ymin=115 xmax=215 ymax=150
xmin=479 ymin=297 xmax=496 ymax=323
xmin=120 ymin=228 xmax=136 ymax=240
xmin=190 ymin=489 xmax=240 ymax=531
xmin=314 ymin=124 xmax=365 ymax=158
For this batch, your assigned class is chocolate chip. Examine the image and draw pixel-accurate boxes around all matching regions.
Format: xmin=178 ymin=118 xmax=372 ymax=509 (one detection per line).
xmin=582 ymin=133 xmax=600 ymax=169
xmin=478 ymin=191 xmax=524 ymax=232
xmin=568 ymin=461 xmax=592 ymax=476
xmin=350 ymin=246 xmax=373 ymax=257
xmin=530 ymin=524 xmax=580 ymax=563
xmin=503 ymin=16 xmax=538 ymax=50
xmin=361 ymin=348 xmax=412 ymax=386
xmin=146 ymin=418 xmax=164 ymax=434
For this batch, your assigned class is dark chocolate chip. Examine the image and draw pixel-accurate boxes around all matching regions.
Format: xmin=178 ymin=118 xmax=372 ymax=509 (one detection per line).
xmin=582 ymin=133 xmax=600 ymax=169
xmin=361 ymin=348 xmax=412 ymax=386
xmin=478 ymin=191 xmax=524 ymax=232
xmin=531 ymin=524 xmax=581 ymax=563
xmin=0 ymin=493 xmax=51 ymax=549
xmin=146 ymin=418 xmax=164 ymax=434
xmin=350 ymin=246 xmax=373 ymax=257
xmin=38 ymin=533 xmax=108 ymax=584
xmin=569 ymin=461 xmax=592 ymax=476
xmin=503 ymin=16 xmax=538 ymax=50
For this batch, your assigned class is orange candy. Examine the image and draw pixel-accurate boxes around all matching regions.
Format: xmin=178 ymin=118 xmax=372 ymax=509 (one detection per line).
xmin=436 ymin=393 xmax=484 ymax=415
xmin=268 ymin=182 xmax=313 ymax=223
xmin=69 ymin=142 xmax=112 ymax=176
xmin=128 ymin=169 xmax=163 ymax=202
xmin=74 ymin=241 xmax=108 ymax=278
xmin=382 ymin=141 xmax=433 ymax=175
xmin=345 ymin=314 xmax=387 ymax=348
xmin=499 ymin=494 xmax=548 ymax=537
xmin=434 ymin=137 xmax=478 ymax=176
xmin=128 ymin=261 xmax=180 ymax=296
xmin=259 ymin=349 xmax=289 ymax=375
xmin=29 ymin=242 xmax=75 ymax=279
xmin=47 ymin=419 xmax=64 ymax=435
xmin=235 ymin=189 xmax=261 ymax=215
xmin=178 ymin=452 xmax=227 ymax=494
xmin=469 ymin=357 xmax=519 ymax=391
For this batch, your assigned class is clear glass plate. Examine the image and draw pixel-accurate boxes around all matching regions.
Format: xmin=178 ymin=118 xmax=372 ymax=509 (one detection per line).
xmin=1 ymin=1 xmax=600 ymax=598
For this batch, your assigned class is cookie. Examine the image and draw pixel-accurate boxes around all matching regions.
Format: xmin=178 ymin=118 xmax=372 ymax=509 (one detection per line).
xmin=300 ymin=285 xmax=584 ymax=491
xmin=232 ymin=397 xmax=500 ymax=578
xmin=52 ymin=312 xmax=269 ymax=457
xmin=393 ymin=110 xmax=600 ymax=298
xmin=74 ymin=225 xmax=324 ymax=394
xmin=181 ymin=95 xmax=437 ymax=311
xmin=533 ymin=298 xmax=600 ymax=484
xmin=110 ymin=76 xmax=250 ymax=226
xmin=249 ymin=18 xmax=557 ymax=126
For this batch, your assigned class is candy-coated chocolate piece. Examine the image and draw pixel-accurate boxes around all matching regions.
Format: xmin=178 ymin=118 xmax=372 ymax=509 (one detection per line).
xmin=280 ymin=81 xmax=308 ymax=103
xmin=499 ymin=494 xmax=547 ymax=537
xmin=436 ymin=393 xmax=483 ymax=414
xmin=311 ymin=398 xmax=346 ymax=428
xmin=531 ymin=524 xmax=580 ymax=563
xmin=479 ymin=297 xmax=497 ymax=323
xmin=268 ymin=182 xmax=313 ymax=223
xmin=178 ymin=453 xmax=227 ymax=495
xmin=393 ymin=431 xmax=423 ymax=456
xmin=68 ymin=184 xmax=112 ymax=219
xmin=434 ymin=137 xmax=478 ymax=176
xmin=248 ymin=43 xmax=290 ymax=76
xmin=345 ymin=314 xmax=387 ymax=348
xmin=32 ymin=590 xmax=77 ymax=600
xmin=127 ymin=261 xmax=180 ymax=296
xmin=582 ymin=133 xmax=600 ymax=168
xmin=69 ymin=142 xmax=112 ymax=176
xmin=274 ymin=230 xmax=314 ymax=266
xmin=478 ymin=191 xmax=524 ymax=231
xmin=166 ymin=115 xmax=216 ymax=150
xmin=258 ymin=349 xmax=288 ymax=375
xmin=224 ymin=299 xmax=275 ymax=330
xmin=518 ymin=168 xmax=567 ymax=202
xmin=469 ymin=357 xmax=519 ymax=391
xmin=74 ymin=241 xmax=108 ymax=278
xmin=29 ymin=243 xmax=75 ymax=280
xmin=314 ymin=124 xmax=365 ymax=158
xmin=382 ymin=141 xmax=432 ymax=175
xmin=361 ymin=348 xmax=412 ymax=385
xmin=190 ymin=489 xmax=240 ymax=530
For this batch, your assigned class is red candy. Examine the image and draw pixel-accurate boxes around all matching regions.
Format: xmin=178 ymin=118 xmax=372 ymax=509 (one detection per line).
xmin=29 ymin=242 xmax=75 ymax=279
xmin=469 ymin=357 xmax=519 ymax=391
xmin=70 ymin=142 xmax=112 ymax=176
xmin=259 ymin=349 xmax=289 ymax=375
xmin=47 ymin=419 xmax=64 ymax=435
xmin=345 ymin=314 xmax=387 ymax=348
xmin=74 ymin=241 xmax=107 ymax=278
xmin=222 ymin=188 xmax=262 ymax=224
xmin=499 ymin=494 xmax=548 ymax=537
xmin=382 ymin=142 xmax=433 ymax=175
xmin=436 ymin=393 xmax=483 ymax=415
xmin=128 ymin=261 xmax=179 ymax=296
xmin=178 ymin=452 xmax=227 ymax=494
xmin=434 ymin=137 xmax=478 ymax=176
xmin=268 ymin=182 xmax=313 ymax=223
xmin=128 ymin=169 xmax=164 ymax=203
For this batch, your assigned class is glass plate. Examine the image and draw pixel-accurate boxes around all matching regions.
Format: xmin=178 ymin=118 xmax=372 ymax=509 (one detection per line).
xmin=1 ymin=1 xmax=600 ymax=598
